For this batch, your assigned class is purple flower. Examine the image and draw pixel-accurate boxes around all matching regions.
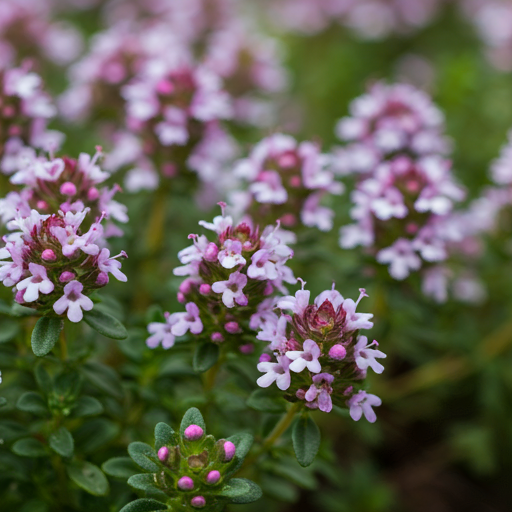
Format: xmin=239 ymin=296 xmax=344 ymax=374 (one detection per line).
xmin=247 ymin=249 xmax=279 ymax=280
xmin=305 ymin=373 xmax=334 ymax=413
xmin=218 ymin=239 xmax=246 ymax=269
xmin=257 ymin=355 xmax=292 ymax=390
xmin=16 ymin=263 xmax=54 ymax=302
xmin=277 ymin=278 xmax=311 ymax=315
xmin=347 ymin=391 xmax=382 ymax=423
xmin=353 ymin=336 xmax=386 ymax=374
xmin=211 ymin=271 xmax=248 ymax=308
xmin=53 ymin=280 xmax=94 ymax=323
xmin=147 ymin=313 xmax=176 ymax=349
xmin=286 ymin=339 xmax=322 ymax=374
xmin=377 ymin=238 xmax=421 ymax=280
xmin=96 ymin=249 xmax=128 ymax=282
xmin=171 ymin=302 xmax=203 ymax=336
xmin=343 ymin=288 xmax=374 ymax=331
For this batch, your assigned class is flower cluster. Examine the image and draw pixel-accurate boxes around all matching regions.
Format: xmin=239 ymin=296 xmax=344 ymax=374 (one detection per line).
xmin=147 ymin=204 xmax=295 ymax=352
xmin=266 ymin=0 xmax=444 ymax=39
xmin=0 ymin=63 xmax=62 ymax=175
xmin=120 ymin=408 xmax=261 ymax=511
xmin=0 ymin=147 xmax=128 ymax=237
xmin=0 ymin=208 xmax=127 ymax=322
xmin=230 ymin=133 xmax=343 ymax=232
xmin=337 ymin=82 xmax=466 ymax=281
xmin=256 ymin=281 xmax=384 ymax=421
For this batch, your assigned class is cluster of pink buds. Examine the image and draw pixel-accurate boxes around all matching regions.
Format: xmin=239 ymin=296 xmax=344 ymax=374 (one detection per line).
xmin=337 ymin=82 xmax=466 ymax=280
xmin=0 ymin=63 xmax=62 ymax=175
xmin=0 ymin=208 xmax=127 ymax=322
xmin=0 ymin=147 xmax=128 ymax=237
xmin=267 ymin=0 xmax=444 ymax=39
xmin=231 ymin=133 xmax=343 ymax=232
xmin=146 ymin=203 xmax=295 ymax=352
xmin=256 ymin=281 xmax=384 ymax=422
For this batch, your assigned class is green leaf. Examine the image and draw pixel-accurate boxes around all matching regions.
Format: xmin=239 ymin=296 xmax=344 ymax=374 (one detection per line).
xmin=179 ymin=407 xmax=206 ymax=438
xmin=31 ymin=317 xmax=63 ymax=357
xmin=71 ymin=396 xmax=104 ymax=417
xmin=128 ymin=442 xmax=160 ymax=473
xmin=246 ymin=389 xmax=286 ymax=413
xmin=49 ymin=427 xmax=74 ymax=458
xmin=193 ymin=342 xmax=219 ymax=373
xmin=74 ymin=419 xmax=120 ymax=453
xmin=83 ymin=309 xmax=127 ymax=340
xmin=12 ymin=438 xmax=47 ymax=457
xmin=66 ymin=460 xmax=110 ymax=496
xmin=128 ymin=473 xmax=159 ymax=491
xmin=119 ymin=499 xmax=168 ymax=512
xmin=292 ymin=415 xmax=321 ymax=467
xmin=102 ymin=457 xmax=139 ymax=479
xmin=81 ymin=362 xmax=124 ymax=399
xmin=154 ymin=422 xmax=177 ymax=451
xmin=0 ymin=320 xmax=19 ymax=343
xmin=16 ymin=392 xmax=48 ymax=416
xmin=218 ymin=478 xmax=262 ymax=504
xmin=224 ymin=433 xmax=253 ymax=476
xmin=34 ymin=364 xmax=52 ymax=396
xmin=0 ymin=397 xmax=6 ymax=407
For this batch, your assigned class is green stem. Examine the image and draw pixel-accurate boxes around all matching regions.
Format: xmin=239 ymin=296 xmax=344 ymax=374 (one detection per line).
xmin=59 ymin=326 xmax=68 ymax=361
xmin=241 ymin=402 xmax=301 ymax=470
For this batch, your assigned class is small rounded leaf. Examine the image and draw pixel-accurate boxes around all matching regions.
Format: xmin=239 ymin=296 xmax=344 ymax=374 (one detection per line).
xmin=292 ymin=415 xmax=321 ymax=468
xmin=31 ymin=317 xmax=63 ymax=357
xmin=83 ymin=309 xmax=128 ymax=340
xmin=12 ymin=438 xmax=47 ymax=457
xmin=67 ymin=460 xmax=110 ymax=496
xmin=119 ymin=499 xmax=168 ymax=512
xmin=246 ymin=389 xmax=286 ymax=413
xmin=193 ymin=343 xmax=219 ymax=373
xmin=102 ymin=457 xmax=139 ymax=479
xmin=16 ymin=392 xmax=48 ymax=416
xmin=218 ymin=478 xmax=263 ymax=504
xmin=49 ymin=427 xmax=74 ymax=458
xmin=71 ymin=396 xmax=104 ymax=417
xmin=179 ymin=408 xmax=206 ymax=438
xmin=154 ymin=422 xmax=177 ymax=451
xmin=128 ymin=442 xmax=160 ymax=472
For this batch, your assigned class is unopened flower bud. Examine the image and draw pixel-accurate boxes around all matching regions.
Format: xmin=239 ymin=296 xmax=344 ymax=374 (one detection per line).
xmin=179 ymin=279 xmax=195 ymax=294
xmin=211 ymin=332 xmax=224 ymax=343
xmin=15 ymin=289 xmax=25 ymax=304
xmin=60 ymin=182 xmax=77 ymax=196
xmin=156 ymin=79 xmax=174 ymax=95
xmin=199 ymin=284 xmax=211 ymax=295
xmin=259 ymin=353 xmax=272 ymax=363
xmin=329 ymin=344 xmax=347 ymax=360
xmin=59 ymin=271 xmax=75 ymax=283
xmin=296 ymin=389 xmax=306 ymax=400
xmin=36 ymin=200 xmax=49 ymax=210
xmin=162 ymin=163 xmax=177 ymax=177
xmin=87 ymin=187 xmax=100 ymax=201
xmin=41 ymin=249 xmax=56 ymax=261
xmin=289 ymin=175 xmax=301 ymax=188
xmin=239 ymin=343 xmax=254 ymax=354
xmin=191 ymin=496 xmax=206 ymax=508
xmin=96 ymin=272 xmax=109 ymax=286
xmin=206 ymin=470 xmax=220 ymax=485
xmin=177 ymin=292 xmax=186 ymax=303
xmin=204 ymin=243 xmax=219 ymax=262
xmin=224 ymin=321 xmax=239 ymax=334
xmin=158 ymin=446 xmax=169 ymax=462
xmin=184 ymin=425 xmax=204 ymax=441
xmin=177 ymin=476 xmax=194 ymax=490
xmin=223 ymin=441 xmax=236 ymax=462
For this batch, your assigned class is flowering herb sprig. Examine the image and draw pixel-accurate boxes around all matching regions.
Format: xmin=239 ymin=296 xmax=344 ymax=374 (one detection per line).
xmin=111 ymin=407 xmax=261 ymax=511
xmin=146 ymin=204 xmax=295 ymax=365
xmin=231 ymin=133 xmax=343 ymax=231
xmin=256 ymin=280 xmax=385 ymax=422
xmin=336 ymin=82 xmax=466 ymax=281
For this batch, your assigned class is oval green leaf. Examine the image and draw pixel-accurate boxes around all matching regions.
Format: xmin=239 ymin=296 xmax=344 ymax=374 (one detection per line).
xmin=119 ymin=499 xmax=168 ymax=512
xmin=292 ymin=415 xmax=321 ymax=468
xmin=66 ymin=460 xmax=110 ymax=496
xmin=193 ymin=342 xmax=219 ymax=373
xmin=12 ymin=438 xmax=47 ymax=457
xmin=31 ymin=317 xmax=63 ymax=357
xmin=83 ymin=309 xmax=128 ymax=340
xmin=49 ymin=427 xmax=74 ymax=458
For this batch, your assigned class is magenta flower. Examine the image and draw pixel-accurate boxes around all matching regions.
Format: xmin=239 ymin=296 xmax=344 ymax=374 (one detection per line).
xmin=212 ymin=271 xmax=248 ymax=308
xmin=218 ymin=239 xmax=246 ymax=269
xmin=347 ymin=391 xmax=382 ymax=423
xmin=16 ymin=263 xmax=54 ymax=302
xmin=53 ymin=280 xmax=94 ymax=323
xmin=353 ymin=336 xmax=386 ymax=374
xmin=256 ymin=355 xmax=292 ymax=390
xmin=286 ymin=339 xmax=322 ymax=374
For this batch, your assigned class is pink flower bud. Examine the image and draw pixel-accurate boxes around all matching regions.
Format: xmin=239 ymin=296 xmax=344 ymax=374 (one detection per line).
xmin=87 ymin=187 xmax=100 ymax=201
xmin=223 ymin=441 xmax=236 ymax=461
xmin=41 ymin=249 xmax=56 ymax=261
xmin=206 ymin=470 xmax=220 ymax=484
xmin=158 ymin=446 xmax=169 ymax=462
xmin=211 ymin=332 xmax=224 ymax=343
xmin=289 ymin=176 xmax=301 ymax=188
xmin=296 ymin=389 xmax=306 ymax=400
xmin=15 ymin=289 xmax=25 ymax=304
xmin=263 ymin=282 xmax=273 ymax=295
xmin=280 ymin=213 xmax=297 ymax=227
xmin=96 ymin=272 xmax=109 ymax=286
xmin=179 ymin=279 xmax=194 ymax=294
xmin=278 ymin=152 xmax=298 ymax=168
xmin=177 ymin=292 xmax=186 ymax=303
xmin=156 ymin=79 xmax=175 ymax=95
xmin=204 ymin=243 xmax=219 ymax=262
xmin=162 ymin=163 xmax=177 ymax=177
xmin=60 ymin=182 xmax=77 ymax=196
xmin=177 ymin=476 xmax=194 ymax=490
xmin=329 ymin=344 xmax=347 ymax=360
xmin=184 ymin=425 xmax=204 ymax=441
xmin=59 ymin=271 xmax=75 ymax=283
xmin=259 ymin=353 xmax=272 ymax=363
xmin=36 ymin=200 xmax=49 ymax=210
xmin=239 ymin=343 xmax=254 ymax=354
xmin=224 ymin=321 xmax=239 ymax=334
xmin=8 ymin=125 xmax=21 ymax=136
xmin=191 ymin=496 xmax=206 ymax=508
xmin=199 ymin=284 xmax=211 ymax=295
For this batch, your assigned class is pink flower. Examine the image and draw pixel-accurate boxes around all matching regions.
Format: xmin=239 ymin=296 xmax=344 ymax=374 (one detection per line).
xmin=342 ymin=288 xmax=374 ymax=331
xmin=96 ymin=249 xmax=127 ymax=282
xmin=16 ymin=263 xmax=54 ymax=302
xmin=347 ymin=391 xmax=382 ymax=423
xmin=353 ymin=336 xmax=386 ymax=374
xmin=286 ymin=339 xmax=322 ymax=373
xmin=305 ymin=373 xmax=334 ymax=412
xmin=377 ymin=238 xmax=421 ymax=280
xmin=211 ymin=271 xmax=248 ymax=308
xmin=171 ymin=302 xmax=203 ymax=336
xmin=257 ymin=355 xmax=292 ymax=390
xmin=146 ymin=313 xmax=176 ymax=349
xmin=53 ymin=280 xmax=94 ymax=323
xmin=247 ymin=249 xmax=279 ymax=280
xmin=276 ymin=278 xmax=310 ymax=315
xmin=218 ymin=239 xmax=246 ymax=269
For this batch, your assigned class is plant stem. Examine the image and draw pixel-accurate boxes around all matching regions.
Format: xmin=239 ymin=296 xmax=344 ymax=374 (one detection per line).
xmin=59 ymin=325 xmax=68 ymax=361
xmin=241 ymin=402 xmax=301 ymax=470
